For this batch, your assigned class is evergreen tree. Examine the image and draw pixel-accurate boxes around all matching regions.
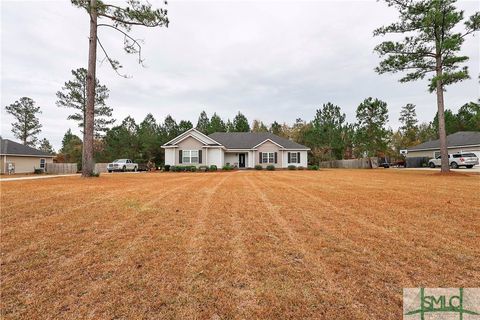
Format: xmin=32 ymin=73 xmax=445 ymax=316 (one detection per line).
xmin=232 ymin=112 xmax=250 ymax=132
xmin=162 ymin=115 xmax=179 ymax=140
xmin=226 ymin=119 xmax=235 ymax=132
xmin=270 ymin=121 xmax=282 ymax=135
xmin=56 ymin=68 xmax=115 ymax=137
xmin=456 ymin=101 xmax=480 ymax=131
xmin=374 ymin=0 xmax=480 ymax=172
xmin=433 ymin=109 xmax=459 ymax=135
xmin=104 ymin=117 xmax=140 ymax=160
xmin=195 ymin=110 xmax=210 ymax=134
xmin=355 ymin=97 xmax=390 ymax=163
xmin=178 ymin=120 xmax=193 ymax=134
xmin=399 ymin=103 xmax=419 ymax=147
xmin=5 ymin=97 xmax=42 ymax=146
xmin=208 ymin=113 xmax=226 ymax=134
xmin=39 ymin=138 xmax=55 ymax=154
xmin=138 ymin=114 xmax=160 ymax=162
xmin=59 ymin=129 xmax=83 ymax=165
xmin=311 ymin=103 xmax=347 ymax=160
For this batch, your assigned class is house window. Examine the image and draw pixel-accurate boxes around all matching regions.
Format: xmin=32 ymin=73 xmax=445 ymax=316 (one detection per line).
xmin=434 ymin=151 xmax=441 ymax=158
xmin=262 ymin=152 xmax=274 ymax=163
xmin=290 ymin=152 xmax=297 ymax=163
xmin=40 ymin=158 xmax=46 ymax=169
xmin=182 ymin=150 xmax=199 ymax=164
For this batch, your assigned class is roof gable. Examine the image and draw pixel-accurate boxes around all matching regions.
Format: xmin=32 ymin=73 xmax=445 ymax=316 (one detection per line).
xmin=0 ymin=138 xmax=54 ymax=157
xmin=162 ymin=128 xmax=222 ymax=147
xmin=408 ymin=131 xmax=480 ymax=151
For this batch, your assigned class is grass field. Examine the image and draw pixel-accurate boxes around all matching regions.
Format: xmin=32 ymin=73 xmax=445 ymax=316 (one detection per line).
xmin=1 ymin=170 xmax=479 ymax=319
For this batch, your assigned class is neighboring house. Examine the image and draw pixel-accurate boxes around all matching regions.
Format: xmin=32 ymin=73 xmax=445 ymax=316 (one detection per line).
xmin=0 ymin=138 xmax=55 ymax=174
xmin=161 ymin=128 xmax=310 ymax=168
xmin=406 ymin=131 xmax=480 ymax=159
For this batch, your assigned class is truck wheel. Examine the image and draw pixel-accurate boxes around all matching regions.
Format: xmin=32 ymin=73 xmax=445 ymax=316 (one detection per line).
xmin=450 ymin=162 xmax=458 ymax=169
xmin=108 ymin=170 xmax=112 ymax=173
xmin=429 ymin=162 xmax=435 ymax=168
xmin=134 ymin=166 xmax=137 ymax=172
xmin=123 ymin=166 xmax=126 ymax=172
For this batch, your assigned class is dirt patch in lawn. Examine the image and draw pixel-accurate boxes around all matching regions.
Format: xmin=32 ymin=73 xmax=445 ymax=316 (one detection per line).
xmin=1 ymin=170 xmax=479 ymax=319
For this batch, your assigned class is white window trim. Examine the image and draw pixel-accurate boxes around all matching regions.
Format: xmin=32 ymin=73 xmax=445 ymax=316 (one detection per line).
xmin=40 ymin=158 xmax=46 ymax=169
xmin=289 ymin=152 xmax=297 ymax=164
xmin=262 ymin=152 xmax=275 ymax=164
xmin=182 ymin=150 xmax=199 ymax=164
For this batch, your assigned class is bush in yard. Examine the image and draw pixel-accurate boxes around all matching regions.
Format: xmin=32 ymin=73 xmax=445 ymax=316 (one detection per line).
xmin=297 ymin=166 xmax=305 ymax=170
xmin=189 ymin=166 xmax=197 ymax=172
xmin=209 ymin=165 xmax=218 ymax=171
xmin=222 ymin=164 xmax=234 ymax=170
xmin=34 ymin=169 xmax=43 ymax=174
xmin=254 ymin=165 xmax=263 ymax=170
xmin=308 ymin=165 xmax=319 ymax=170
xmin=164 ymin=165 xmax=170 ymax=172
xmin=266 ymin=165 xmax=275 ymax=171
xmin=288 ymin=165 xmax=296 ymax=170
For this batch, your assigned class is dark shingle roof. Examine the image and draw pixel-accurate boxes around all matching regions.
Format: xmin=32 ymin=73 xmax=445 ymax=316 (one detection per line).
xmin=0 ymin=138 xmax=54 ymax=157
xmin=407 ymin=131 xmax=480 ymax=151
xmin=208 ymin=132 xmax=309 ymax=149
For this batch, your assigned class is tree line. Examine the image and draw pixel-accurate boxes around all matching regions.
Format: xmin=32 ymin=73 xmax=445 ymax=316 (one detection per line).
xmin=4 ymin=64 xmax=478 ymax=168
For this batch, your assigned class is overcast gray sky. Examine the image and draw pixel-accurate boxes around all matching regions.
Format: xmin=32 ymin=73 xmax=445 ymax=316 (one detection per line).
xmin=1 ymin=0 xmax=479 ymax=149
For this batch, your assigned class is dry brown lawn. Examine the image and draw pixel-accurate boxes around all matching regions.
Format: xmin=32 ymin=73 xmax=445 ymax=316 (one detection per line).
xmin=1 ymin=169 xmax=479 ymax=319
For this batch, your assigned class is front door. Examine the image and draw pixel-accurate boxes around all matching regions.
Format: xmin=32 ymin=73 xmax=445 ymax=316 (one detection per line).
xmin=239 ymin=153 xmax=246 ymax=168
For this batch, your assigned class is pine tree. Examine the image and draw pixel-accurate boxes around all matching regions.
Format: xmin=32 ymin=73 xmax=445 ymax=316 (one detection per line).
xmin=208 ymin=113 xmax=226 ymax=134
xmin=56 ymin=68 xmax=115 ymax=137
xmin=39 ymin=138 xmax=55 ymax=154
xmin=232 ymin=112 xmax=250 ymax=132
xmin=195 ymin=111 xmax=210 ymax=134
xmin=71 ymin=0 xmax=169 ymax=176
xmin=5 ymin=97 xmax=42 ymax=146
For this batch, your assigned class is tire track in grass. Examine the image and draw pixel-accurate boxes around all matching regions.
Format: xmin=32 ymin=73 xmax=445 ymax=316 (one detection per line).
xmin=175 ymin=174 xmax=230 ymax=319
xmin=251 ymin=173 xmax=477 ymax=318
xmin=42 ymin=175 xmax=221 ymax=319
xmin=244 ymin=175 xmax=368 ymax=319
xmin=1 ymin=174 xmax=213 ymax=320
xmin=262 ymin=173 xmax=478 ymax=255
xmin=1 ymin=175 xmax=195 ymax=259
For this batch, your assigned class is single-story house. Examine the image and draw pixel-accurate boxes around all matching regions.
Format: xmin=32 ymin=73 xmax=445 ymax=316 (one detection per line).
xmin=161 ymin=128 xmax=310 ymax=168
xmin=406 ymin=131 xmax=480 ymax=159
xmin=0 ymin=138 xmax=55 ymax=174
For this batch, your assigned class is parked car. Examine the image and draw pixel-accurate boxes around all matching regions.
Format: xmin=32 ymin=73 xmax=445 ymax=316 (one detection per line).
xmin=107 ymin=159 xmax=138 ymax=172
xmin=428 ymin=153 xmax=479 ymax=169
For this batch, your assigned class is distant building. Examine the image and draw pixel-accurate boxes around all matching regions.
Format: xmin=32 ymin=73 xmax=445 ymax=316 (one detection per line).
xmin=406 ymin=131 xmax=480 ymax=159
xmin=0 ymin=138 xmax=55 ymax=174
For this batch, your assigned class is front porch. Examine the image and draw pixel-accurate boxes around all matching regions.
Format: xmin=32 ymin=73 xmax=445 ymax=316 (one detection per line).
xmin=224 ymin=151 xmax=253 ymax=169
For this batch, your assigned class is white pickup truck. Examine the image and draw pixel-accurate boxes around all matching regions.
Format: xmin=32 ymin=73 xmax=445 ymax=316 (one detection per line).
xmin=107 ymin=159 xmax=138 ymax=172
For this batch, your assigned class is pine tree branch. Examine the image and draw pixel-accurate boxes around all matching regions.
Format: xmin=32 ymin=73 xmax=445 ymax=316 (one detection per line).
xmin=96 ymin=36 xmax=129 ymax=78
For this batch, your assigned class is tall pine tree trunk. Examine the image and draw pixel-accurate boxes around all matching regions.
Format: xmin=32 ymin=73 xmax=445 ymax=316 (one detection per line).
xmin=435 ymin=57 xmax=450 ymax=173
xmin=82 ymin=0 xmax=97 ymax=177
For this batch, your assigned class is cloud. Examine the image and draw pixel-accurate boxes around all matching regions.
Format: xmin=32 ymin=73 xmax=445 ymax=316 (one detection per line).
xmin=1 ymin=0 xmax=479 ymax=149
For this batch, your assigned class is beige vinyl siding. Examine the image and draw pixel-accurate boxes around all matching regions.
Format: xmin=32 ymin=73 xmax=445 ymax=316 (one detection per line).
xmin=174 ymin=136 xmax=206 ymax=166
xmin=1 ymin=156 xmax=53 ymax=174
xmin=255 ymin=141 xmax=283 ymax=168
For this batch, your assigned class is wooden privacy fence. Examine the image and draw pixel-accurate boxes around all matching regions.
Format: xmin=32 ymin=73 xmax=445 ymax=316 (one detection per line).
xmin=94 ymin=163 xmax=109 ymax=173
xmin=46 ymin=163 xmax=78 ymax=174
xmin=319 ymin=157 xmax=379 ymax=169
